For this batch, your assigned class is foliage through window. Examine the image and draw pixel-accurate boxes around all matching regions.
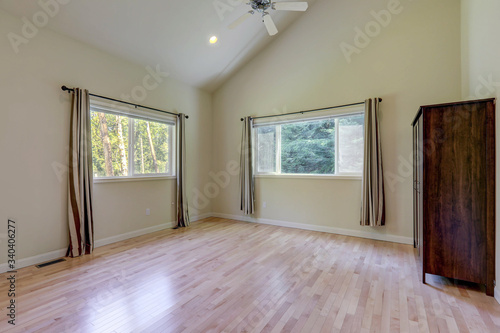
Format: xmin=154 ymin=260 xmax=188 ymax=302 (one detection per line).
xmin=90 ymin=106 xmax=175 ymax=179
xmin=255 ymin=113 xmax=364 ymax=176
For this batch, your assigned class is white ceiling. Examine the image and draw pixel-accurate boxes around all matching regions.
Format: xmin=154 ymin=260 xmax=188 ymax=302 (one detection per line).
xmin=0 ymin=0 xmax=315 ymax=92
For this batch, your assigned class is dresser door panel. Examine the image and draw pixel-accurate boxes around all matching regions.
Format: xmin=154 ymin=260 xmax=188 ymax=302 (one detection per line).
xmin=423 ymin=104 xmax=487 ymax=284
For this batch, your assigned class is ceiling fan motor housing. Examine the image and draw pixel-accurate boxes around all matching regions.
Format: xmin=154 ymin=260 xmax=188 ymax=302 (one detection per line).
xmin=231 ymin=1 xmax=308 ymax=36
xmin=250 ymin=0 xmax=272 ymax=13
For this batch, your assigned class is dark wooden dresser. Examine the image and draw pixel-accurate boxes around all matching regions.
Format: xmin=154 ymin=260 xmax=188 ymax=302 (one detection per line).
xmin=412 ymin=98 xmax=496 ymax=296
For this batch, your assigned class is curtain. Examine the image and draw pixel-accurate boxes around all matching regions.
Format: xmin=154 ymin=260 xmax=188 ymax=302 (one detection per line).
xmin=177 ymin=113 xmax=190 ymax=227
xmin=360 ymin=98 xmax=385 ymax=226
xmin=240 ymin=117 xmax=255 ymax=215
xmin=67 ymin=88 xmax=94 ymax=257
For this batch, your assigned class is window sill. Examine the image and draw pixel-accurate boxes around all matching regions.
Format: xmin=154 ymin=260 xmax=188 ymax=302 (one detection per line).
xmin=255 ymin=174 xmax=362 ymax=180
xmin=94 ymin=176 xmax=176 ymax=184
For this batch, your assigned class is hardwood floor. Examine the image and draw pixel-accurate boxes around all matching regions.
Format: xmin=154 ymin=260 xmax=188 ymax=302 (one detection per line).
xmin=1 ymin=217 xmax=500 ymax=332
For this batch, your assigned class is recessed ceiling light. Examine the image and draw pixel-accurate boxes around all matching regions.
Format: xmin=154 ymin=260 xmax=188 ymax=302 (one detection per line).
xmin=209 ymin=36 xmax=218 ymax=44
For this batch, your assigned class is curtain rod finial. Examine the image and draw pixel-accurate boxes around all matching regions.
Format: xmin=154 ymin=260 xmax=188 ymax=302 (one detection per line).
xmin=61 ymin=85 xmax=73 ymax=93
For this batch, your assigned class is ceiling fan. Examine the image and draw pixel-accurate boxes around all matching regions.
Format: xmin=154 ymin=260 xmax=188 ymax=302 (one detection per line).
xmin=229 ymin=1 xmax=309 ymax=36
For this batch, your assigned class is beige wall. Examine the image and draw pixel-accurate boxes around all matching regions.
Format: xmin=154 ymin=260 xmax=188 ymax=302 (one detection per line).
xmin=212 ymin=0 xmax=462 ymax=242
xmin=461 ymin=0 xmax=500 ymax=301
xmin=0 ymin=8 xmax=212 ymax=265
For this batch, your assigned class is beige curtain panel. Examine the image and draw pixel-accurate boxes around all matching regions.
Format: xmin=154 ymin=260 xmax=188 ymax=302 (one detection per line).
xmin=240 ymin=117 xmax=255 ymax=215
xmin=360 ymin=98 xmax=386 ymax=226
xmin=67 ymin=88 xmax=95 ymax=257
xmin=177 ymin=113 xmax=190 ymax=227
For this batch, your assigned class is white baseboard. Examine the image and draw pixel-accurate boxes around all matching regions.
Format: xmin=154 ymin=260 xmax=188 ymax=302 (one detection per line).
xmin=211 ymin=212 xmax=413 ymax=245
xmin=495 ymin=286 xmax=500 ymax=304
xmin=191 ymin=212 xmax=213 ymax=222
xmin=0 ymin=214 xmax=212 ymax=274
xmin=0 ymin=212 xmax=412 ymax=274
xmin=94 ymin=221 xmax=176 ymax=248
xmin=0 ymin=248 xmax=68 ymax=274
xmin=93 ymin=213 xmax=210 ymax=249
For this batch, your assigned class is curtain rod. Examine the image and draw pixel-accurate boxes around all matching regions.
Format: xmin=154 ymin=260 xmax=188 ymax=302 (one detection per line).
xmin=240 ymin=99 xmax=382 ymax=121
xmin=61 ymin=86 xmax=188 ymax=119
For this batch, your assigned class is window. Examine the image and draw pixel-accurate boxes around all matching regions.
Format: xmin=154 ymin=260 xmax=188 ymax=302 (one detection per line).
xmin=255 ymin=113 xmax=364 ymax=176
xmin=90 ymin=101 xmax=175 ymax=179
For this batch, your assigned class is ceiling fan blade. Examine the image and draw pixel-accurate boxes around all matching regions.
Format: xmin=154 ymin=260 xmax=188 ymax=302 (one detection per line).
xmin=273 ymin=2 xmax=309 ymax=11
xmin=228 ymin=11 xmax=254 ymax=30
xmin=262 ymin=14 xmax=278 ymax=36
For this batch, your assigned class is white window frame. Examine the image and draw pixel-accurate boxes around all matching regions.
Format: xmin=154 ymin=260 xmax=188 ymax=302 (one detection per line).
xmin=253 ymin=109 xmax=364 ymax=178
xmin=90 ymin=100 xmax=176 ymax=182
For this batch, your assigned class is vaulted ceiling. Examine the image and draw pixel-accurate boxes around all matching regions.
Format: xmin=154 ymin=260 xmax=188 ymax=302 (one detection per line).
xmin=0 ymin=0 xmax=316 ymax=92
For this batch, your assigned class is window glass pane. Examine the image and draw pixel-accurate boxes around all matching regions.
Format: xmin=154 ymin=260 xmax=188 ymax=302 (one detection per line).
xmin=257 ymin=126 xmax=277 ymax=173
xmin=133 ymin=119 xmax=171 ymax=175
xmin=338 ymin=114 xmax=364 ymax=173
xmin=91 ymin=111 xmax=129 ymax=178
xmin=281 ymin=119 xmax=335 ymax=174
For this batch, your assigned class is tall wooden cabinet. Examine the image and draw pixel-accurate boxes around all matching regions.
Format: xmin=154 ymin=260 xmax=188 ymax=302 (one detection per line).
xmin=412 ymin=99 xmax=496 ymax=296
